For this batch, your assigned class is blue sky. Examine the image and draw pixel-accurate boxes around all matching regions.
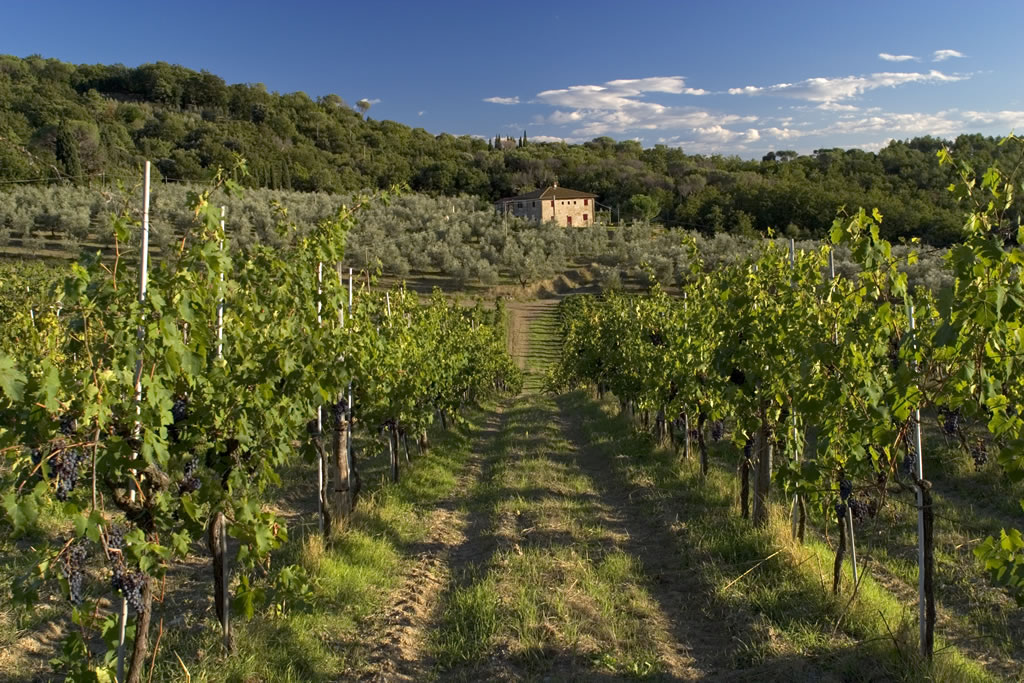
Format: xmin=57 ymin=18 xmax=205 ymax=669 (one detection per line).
xmin=7 ymin=0 xmax=1024 ymax=156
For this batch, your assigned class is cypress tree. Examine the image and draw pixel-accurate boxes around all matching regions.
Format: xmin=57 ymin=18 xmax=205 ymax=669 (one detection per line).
xmin=55 ymin=121 xmax=82 ymax=182
xmin=522 ymin=130 xmax=528 ymax=147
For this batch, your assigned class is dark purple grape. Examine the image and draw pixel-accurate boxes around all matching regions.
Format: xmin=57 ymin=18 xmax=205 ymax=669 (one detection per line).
xmin=58 ymin=413 xmax=78 ymax=437
xmin=168 ymin=397 xmax=189 ymax=442
xmin=178 ymin=457 xmax=201 ymax=494
xmin=61 ymin=541 xmax=87 ymax=605
xmin=940 ymin=408 xmax=962 ymax=437
xmin=331 ymin=397 xmax=349 ymax=427
xmin=834 ymin=502 xmax=848 ymax=521
xmin=839 ymin=478 xmax=852 ymax=501
xmin=54 ymin=449 xmax=84 ymax=501
xmin=111 ymin=564 xmax=146 ymax=613
xmin=970 ymin=443 xmax=988 ymax=470
xmin=902 ymin=447 xmax=917 ymax=479
xmin=711 ymin=420 xmax=724 ymax=442
xmin=743 ymin=437 xmax=754 ymax=460
xmin=171 ymin=397 xmax=189 ymax=424
xmin=848 ymin=497 xmax=870 ymax=522
xmin=107 ymin=524 xmax=126 ymax=551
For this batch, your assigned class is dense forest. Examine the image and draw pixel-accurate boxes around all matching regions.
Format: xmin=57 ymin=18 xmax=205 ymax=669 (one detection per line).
xmin=2 ymin=54 xmax=1022 ymax=244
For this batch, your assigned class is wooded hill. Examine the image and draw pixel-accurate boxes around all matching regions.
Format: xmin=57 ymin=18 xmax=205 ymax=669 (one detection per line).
xmin=1 ymin=54 xmax=1020 ymax=244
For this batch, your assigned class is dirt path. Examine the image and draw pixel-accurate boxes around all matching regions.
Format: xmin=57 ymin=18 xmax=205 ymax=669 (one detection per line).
xmin=552 ymin=394 xmax=738 ymax=678
xmin=351 ymin=407 xmax=508 ymax=681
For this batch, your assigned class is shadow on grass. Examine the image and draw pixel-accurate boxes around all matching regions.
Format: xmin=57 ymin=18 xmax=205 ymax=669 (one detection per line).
xmin=552 ymin=389 xmax=992 ymax=683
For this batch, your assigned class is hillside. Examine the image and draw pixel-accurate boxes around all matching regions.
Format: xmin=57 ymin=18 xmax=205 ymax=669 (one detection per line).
xmin=1 ymin=54 xmax=1022 ymax=243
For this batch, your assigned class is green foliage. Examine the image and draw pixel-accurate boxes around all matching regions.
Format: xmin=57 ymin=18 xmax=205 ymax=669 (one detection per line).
xmin=554 ymin=135 xmax=1024 ymax=603
xmin=1 ymin=55 xmax=1021 ymax=243
xmin=0 ymin=169 xmax=521 ymax=678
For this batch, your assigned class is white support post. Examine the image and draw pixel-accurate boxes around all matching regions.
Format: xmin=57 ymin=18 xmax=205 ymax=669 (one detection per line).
xmin=116 ymin=598 xmax=128 ymax=683
xmin=316 ymin=262 xmax=324 ymax=534
xmin=120 ymin=159 xmax=151 ymax=683
xmin=131 ymin=160 xmax=150 ymax=499
xmin=909 ymin=303 xmax=927 ymax=656
xmin=846 ymin=505 xmax=859 ymax=586
xmin=347 ymin=270 xmax=354 ymax=477
xmin=216 ymin=206 xmax=226 ymax=359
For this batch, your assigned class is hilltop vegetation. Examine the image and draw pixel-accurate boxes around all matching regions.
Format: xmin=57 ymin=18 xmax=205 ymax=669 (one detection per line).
xmin=3 ymin=55 xmax=1023 ymax=244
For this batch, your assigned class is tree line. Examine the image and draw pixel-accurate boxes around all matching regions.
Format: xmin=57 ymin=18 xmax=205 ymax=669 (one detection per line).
xmin=2 ymin=54 xmax=1022 ymax=244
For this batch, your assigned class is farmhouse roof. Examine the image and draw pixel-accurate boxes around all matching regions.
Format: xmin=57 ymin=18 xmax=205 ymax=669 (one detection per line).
xmin=498 ymin=184 xmax=597 ymax=202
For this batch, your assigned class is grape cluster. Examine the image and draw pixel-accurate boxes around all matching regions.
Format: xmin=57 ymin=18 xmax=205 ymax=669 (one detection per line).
xmin=939 ymin=408 xmax=962 ymax=437
xmin=848 ymin=497 xmax=870 ymax=522
xmin=331 ymin=397 xmax=349 ymax=427
xmin=179 ymin=457 xmax=201 ymax=494
xmin=61 ymin=542 xmax=88 ymax=605
xmin=306 ymin=417 xmax=321 ymax=437
xmin=28 ymin=448 xmax=43 ymax=466
xmin=743 ymin=437 xmax=754 ymax=460
xmin=834 ymin=502 xmax=848 ymax=521
xmin=710 ymin=420 xmax=725 ymax=442
xmin=54 ymin=449 xmax=84 ymax=501
xmin=107 ymin=524 xmax=126 ymax=552
xmin=111 ymin=563 xmax=146 ymax=613
xmin=168 ymin=396 xmax=189 ymax=442
xmin=902 ymin=445 xmax=917 ymax=479
xmin=970 ymin=442 xmax=988 ymax=470
xmin=839 ymin=478 xmax=852 ymax=501
xmin=58 ymin=413 xmax=77 ymax=437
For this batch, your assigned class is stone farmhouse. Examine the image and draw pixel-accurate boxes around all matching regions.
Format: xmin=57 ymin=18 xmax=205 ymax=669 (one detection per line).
xmin=494 ymin=183 xmax=597 ymax=227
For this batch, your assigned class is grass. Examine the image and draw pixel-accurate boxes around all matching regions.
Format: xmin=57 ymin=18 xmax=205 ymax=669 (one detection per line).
xmin=429 ymin=394 xmax=669 ymax=680
xmin=565 ymin=388 xmax=999 ymax=681
xmin=138 ymin=406 xmax=486 ymax=683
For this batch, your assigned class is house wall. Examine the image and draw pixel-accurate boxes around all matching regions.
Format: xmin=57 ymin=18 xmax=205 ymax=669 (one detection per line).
xmin=541 ymin=197 xmax=593 ymax=227
xmin=495 ymin=199 xmax=543 ymax=222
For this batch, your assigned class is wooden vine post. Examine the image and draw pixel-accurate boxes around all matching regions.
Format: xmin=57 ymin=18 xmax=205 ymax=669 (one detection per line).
xmin=328 ymin=266 xmax=354 ymax=533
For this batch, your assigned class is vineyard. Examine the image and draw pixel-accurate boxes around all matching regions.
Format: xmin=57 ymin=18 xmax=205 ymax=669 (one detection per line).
xmin=2 ymin=141 xmax=1024 ymax=682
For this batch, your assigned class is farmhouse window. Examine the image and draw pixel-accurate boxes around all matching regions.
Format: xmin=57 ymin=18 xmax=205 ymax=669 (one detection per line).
xmin=551 ymin=200 xmax=555 ymax=207
xmin=584 ymin=199 xmax=589 ymax=206
xmin=583 ymin=214 xmax=588 ymax=222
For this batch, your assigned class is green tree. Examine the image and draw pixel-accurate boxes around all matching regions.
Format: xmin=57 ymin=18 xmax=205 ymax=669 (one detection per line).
xmin=54 ymin=121 xmax=82 ymax=181
xmin=629 ymin=193 xmax=660 ymax=223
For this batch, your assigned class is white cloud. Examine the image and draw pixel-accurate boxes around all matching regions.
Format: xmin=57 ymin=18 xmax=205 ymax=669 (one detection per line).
xmin=362 ymin=98 xmax=381 ymax=105
xmin=531 ymin=75 xmax=761 ymax=147
xmin=729 ymin=70 xmax=965 ymax=103
xmin=879 ymin=53 xmax=918 ymax=62
xmin=854 ymin=138 xmax=895 ymax=152
xmin=817 ymin=102 xmax=859 ymax=112
xmin=417 ymin=110 xmax=425 ymax=116
xmin=962 ymin=110 xmax=1024 ymax=129
xmin=822 ymin=111 xmax=963 ymax=137
xmin=763 ymin=127 xmax=807 ymax=140
xmin=933 ymin=49 xmax=965 ymax=62
xmin=484 ymin=96 xmax=520 ymax=105
xmin=536 ymin=76 xmax=706 ymax=111
xmin=529 ymin=135 xmax=567 ymax=143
